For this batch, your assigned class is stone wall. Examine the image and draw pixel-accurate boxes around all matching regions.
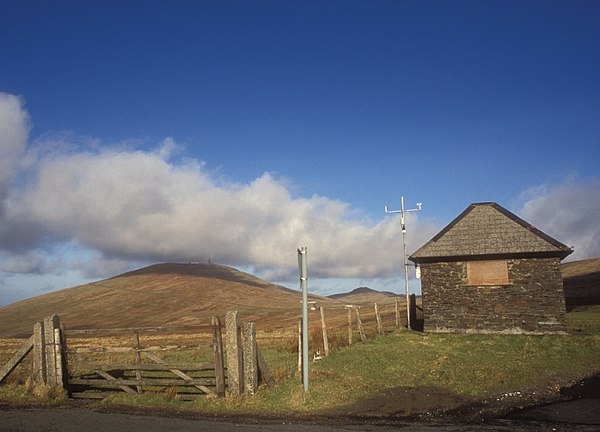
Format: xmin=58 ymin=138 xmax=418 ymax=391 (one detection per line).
xmin=420 ymin=257 xmax=567 ymax=334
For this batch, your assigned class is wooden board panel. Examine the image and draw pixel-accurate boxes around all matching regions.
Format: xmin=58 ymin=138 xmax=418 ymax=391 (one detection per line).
xmin=467 ymin=260 xmax=509 ymax=286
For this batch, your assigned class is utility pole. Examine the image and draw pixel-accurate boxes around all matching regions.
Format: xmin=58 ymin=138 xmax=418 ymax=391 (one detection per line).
xmin=385 ymin=197 xmax=422 ymax=328
xmin=297 ymin=246 xmax=309 ymax=392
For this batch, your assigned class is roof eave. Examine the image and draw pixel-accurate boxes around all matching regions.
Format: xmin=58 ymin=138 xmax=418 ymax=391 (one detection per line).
xmin=409 ymin=249 xmax=574 ymax=264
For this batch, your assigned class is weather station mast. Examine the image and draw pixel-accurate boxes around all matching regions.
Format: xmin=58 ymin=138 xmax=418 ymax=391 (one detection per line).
xmin=385 ymin=197 xmax=422 ymax=329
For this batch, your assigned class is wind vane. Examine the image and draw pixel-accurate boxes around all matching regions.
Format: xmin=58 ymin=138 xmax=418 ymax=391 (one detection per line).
xmin=385 ymin=196 xmax=422 ymax=328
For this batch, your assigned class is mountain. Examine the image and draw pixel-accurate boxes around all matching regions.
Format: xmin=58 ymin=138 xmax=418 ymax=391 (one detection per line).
xmin=328 ymin=287 xmax=398 ymax=305
xmin=0 ymin=263 xmax=339 ymax=337
xmin=562 ymin=257 xmax=600 ymax=309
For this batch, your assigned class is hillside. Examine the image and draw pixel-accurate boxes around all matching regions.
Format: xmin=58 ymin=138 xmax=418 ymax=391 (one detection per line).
xmin=562 ymin=257 xmax=600 ymax=309
xmin=328 ymin=287 xmax=398 ymax=305
xmin=0 ymin=263 xmax=343 ymax=337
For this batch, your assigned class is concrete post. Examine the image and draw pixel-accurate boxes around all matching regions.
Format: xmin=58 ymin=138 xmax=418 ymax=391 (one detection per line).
xmin=242 ymin=321 xmax=258 ymax=395
xmin=225 ymin=311 xmax=243 ymax=395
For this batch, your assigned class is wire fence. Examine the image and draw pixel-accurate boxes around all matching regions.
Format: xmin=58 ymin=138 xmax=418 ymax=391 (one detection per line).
xmin=1 ymin=302 xmax=420 ymax=391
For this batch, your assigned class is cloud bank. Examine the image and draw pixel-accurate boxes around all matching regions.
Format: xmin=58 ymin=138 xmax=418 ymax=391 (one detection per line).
xmin=0 ymin=93 xmax=439 ymax=293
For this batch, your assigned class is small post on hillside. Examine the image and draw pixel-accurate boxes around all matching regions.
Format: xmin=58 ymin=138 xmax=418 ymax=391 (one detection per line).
xmin=319 ymin=306 xmax=330 ymax=357
xmin=297 ymin=246 xmax=309 ymax=393
xmin=212 ymin=316 xmax=225 ymax=397
xmin=385 ymin=197 xmax=422 ymax=329
xmin=375 ymin=303 xmax=383 ymax=336
xmin=345 ymin=305 xmax=353 ymax=346
xmin=355 ymin=307 xmax=367 ymax=342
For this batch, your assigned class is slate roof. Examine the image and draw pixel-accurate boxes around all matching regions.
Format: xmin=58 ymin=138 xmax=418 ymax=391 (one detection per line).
xmin=409 ymin=202 xmax=573 ymax=263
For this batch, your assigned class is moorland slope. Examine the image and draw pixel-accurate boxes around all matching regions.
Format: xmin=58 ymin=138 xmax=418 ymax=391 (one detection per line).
xmin=0 ymin=263 xmax=342 ymax=337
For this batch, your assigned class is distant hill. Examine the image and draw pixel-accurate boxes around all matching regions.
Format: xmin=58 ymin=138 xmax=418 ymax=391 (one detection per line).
xmin=562 ymin=257 xmax=600 ymax=309
xmin=328 ymin=287 xmax=398 ymax=305
xmin=0 ymin=263 xmax=340 ymax=337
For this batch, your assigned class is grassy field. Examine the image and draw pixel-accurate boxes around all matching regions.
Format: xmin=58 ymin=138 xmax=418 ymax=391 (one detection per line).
xmin=1 ymin=305 xmax=599 ymax=418
xmin=192 ymin=308 xmax=600 ymax=416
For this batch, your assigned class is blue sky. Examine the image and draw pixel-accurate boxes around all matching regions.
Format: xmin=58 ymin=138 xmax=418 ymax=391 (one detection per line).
xmin=1 ymin=1 xmax=599 ymax=306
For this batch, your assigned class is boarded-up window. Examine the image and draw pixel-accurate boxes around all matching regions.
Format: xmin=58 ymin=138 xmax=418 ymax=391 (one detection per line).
xmin=467 ymin=260 xmax=509 ymax=285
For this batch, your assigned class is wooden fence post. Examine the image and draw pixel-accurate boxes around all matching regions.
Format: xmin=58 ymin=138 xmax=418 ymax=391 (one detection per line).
xmin=355 ymin=307 xmax=367 ymax=342
xmin=409 ymin=294 xmax=417 ymax=330
xmin=395 ymin=298 xmax=400 ymax=328
xmin=256 ymin=346 xmax=274 ymax=387
xmin=346 ymin=306 xmax=353 ymax=346
xmin=374 ymin=303 xmax=383 ymax=336
xmin=242 ymin=321 xmax=258 ymax=395
xmin=212 ymin=316 xmax=225 ymax=397
xmin=32 ymin=321 xmax=46 ymax=384
xmin=319 ymin=307 xmax=330 ymax=356
xmin=133 ymin=331 xmax=143 ymax=393
xmin=225 ymin=311 xmax=243 ymax=396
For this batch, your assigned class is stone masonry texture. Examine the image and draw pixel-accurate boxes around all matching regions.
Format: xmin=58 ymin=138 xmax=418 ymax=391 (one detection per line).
xmin=420 ymin=257 xmax=567 ymax=333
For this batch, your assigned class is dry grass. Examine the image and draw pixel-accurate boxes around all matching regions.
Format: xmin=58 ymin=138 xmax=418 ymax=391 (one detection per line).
xmin=561 ymin=257 xmax=600 ymax=278
xmin=0 ymin=263 xmax=360 ymax=338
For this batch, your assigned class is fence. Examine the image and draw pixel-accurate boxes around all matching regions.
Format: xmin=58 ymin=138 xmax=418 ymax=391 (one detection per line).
xmin=0 ymin=312 xmax=271 ymax=399
xmin=296 ymin=295 xmax=424 ymax=359
xmin=1 ymin=298 xmax=423 ymax=397
xmin=252 ymin=296 xmax=423 ymax=377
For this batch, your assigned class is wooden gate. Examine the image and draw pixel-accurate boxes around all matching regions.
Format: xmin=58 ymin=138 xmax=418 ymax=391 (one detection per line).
xmin=64 ymin=317 xmax=225 ymax=400
xmin=1 ymin=313 xmax=271 ymax=400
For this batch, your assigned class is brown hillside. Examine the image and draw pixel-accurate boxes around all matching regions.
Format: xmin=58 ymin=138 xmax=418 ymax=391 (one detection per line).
xmin=329 ymin=287 xmax=399 ymax=306
xmin=0 ymin=263 xmax=345 ymax=338
xmin=561 ymin=257 xmax=600 ymax=309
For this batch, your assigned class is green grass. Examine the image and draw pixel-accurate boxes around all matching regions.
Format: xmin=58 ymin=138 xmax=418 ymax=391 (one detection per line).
xmin=311 ymin=331 xmax=597 ymax=403
xmin=1 ymin=306 xmax=599 ymax=416
xmin=196 ymin=306 xmax=600 ymax=414
xmin=567 ymin=305 xmax=600 ymax=335
xmin=98 ymin=308 xmax=600 ymax=416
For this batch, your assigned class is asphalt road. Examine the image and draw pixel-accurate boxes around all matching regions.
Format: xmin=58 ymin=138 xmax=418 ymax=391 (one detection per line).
xmin=1 ymin=408 xmax=599 ymax=432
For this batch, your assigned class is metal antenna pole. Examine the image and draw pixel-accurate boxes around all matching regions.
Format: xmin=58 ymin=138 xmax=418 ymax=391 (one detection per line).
xmin=297 ymin=246 xmax=309 ymax=392
xmin=385 ymin=197 xmax=422 ymax=328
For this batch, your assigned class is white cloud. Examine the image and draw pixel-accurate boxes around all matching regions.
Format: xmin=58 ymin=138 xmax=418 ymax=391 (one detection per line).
xmin=15 ymin=147 xmax=436 ymax=280
xmin=0 ymin=93 xmax=30 ymax=205
xmin=516 ymin=178 xmax=600 ymax=261
xmin=0 ymin=251 xmax=56 ymax=274
xmin=0 ymin=93 xmax=439 ymax=294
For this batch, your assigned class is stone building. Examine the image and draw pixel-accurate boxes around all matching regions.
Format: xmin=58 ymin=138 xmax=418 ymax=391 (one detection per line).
xmin=409 ymin=202 xmax=573 ymax=334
